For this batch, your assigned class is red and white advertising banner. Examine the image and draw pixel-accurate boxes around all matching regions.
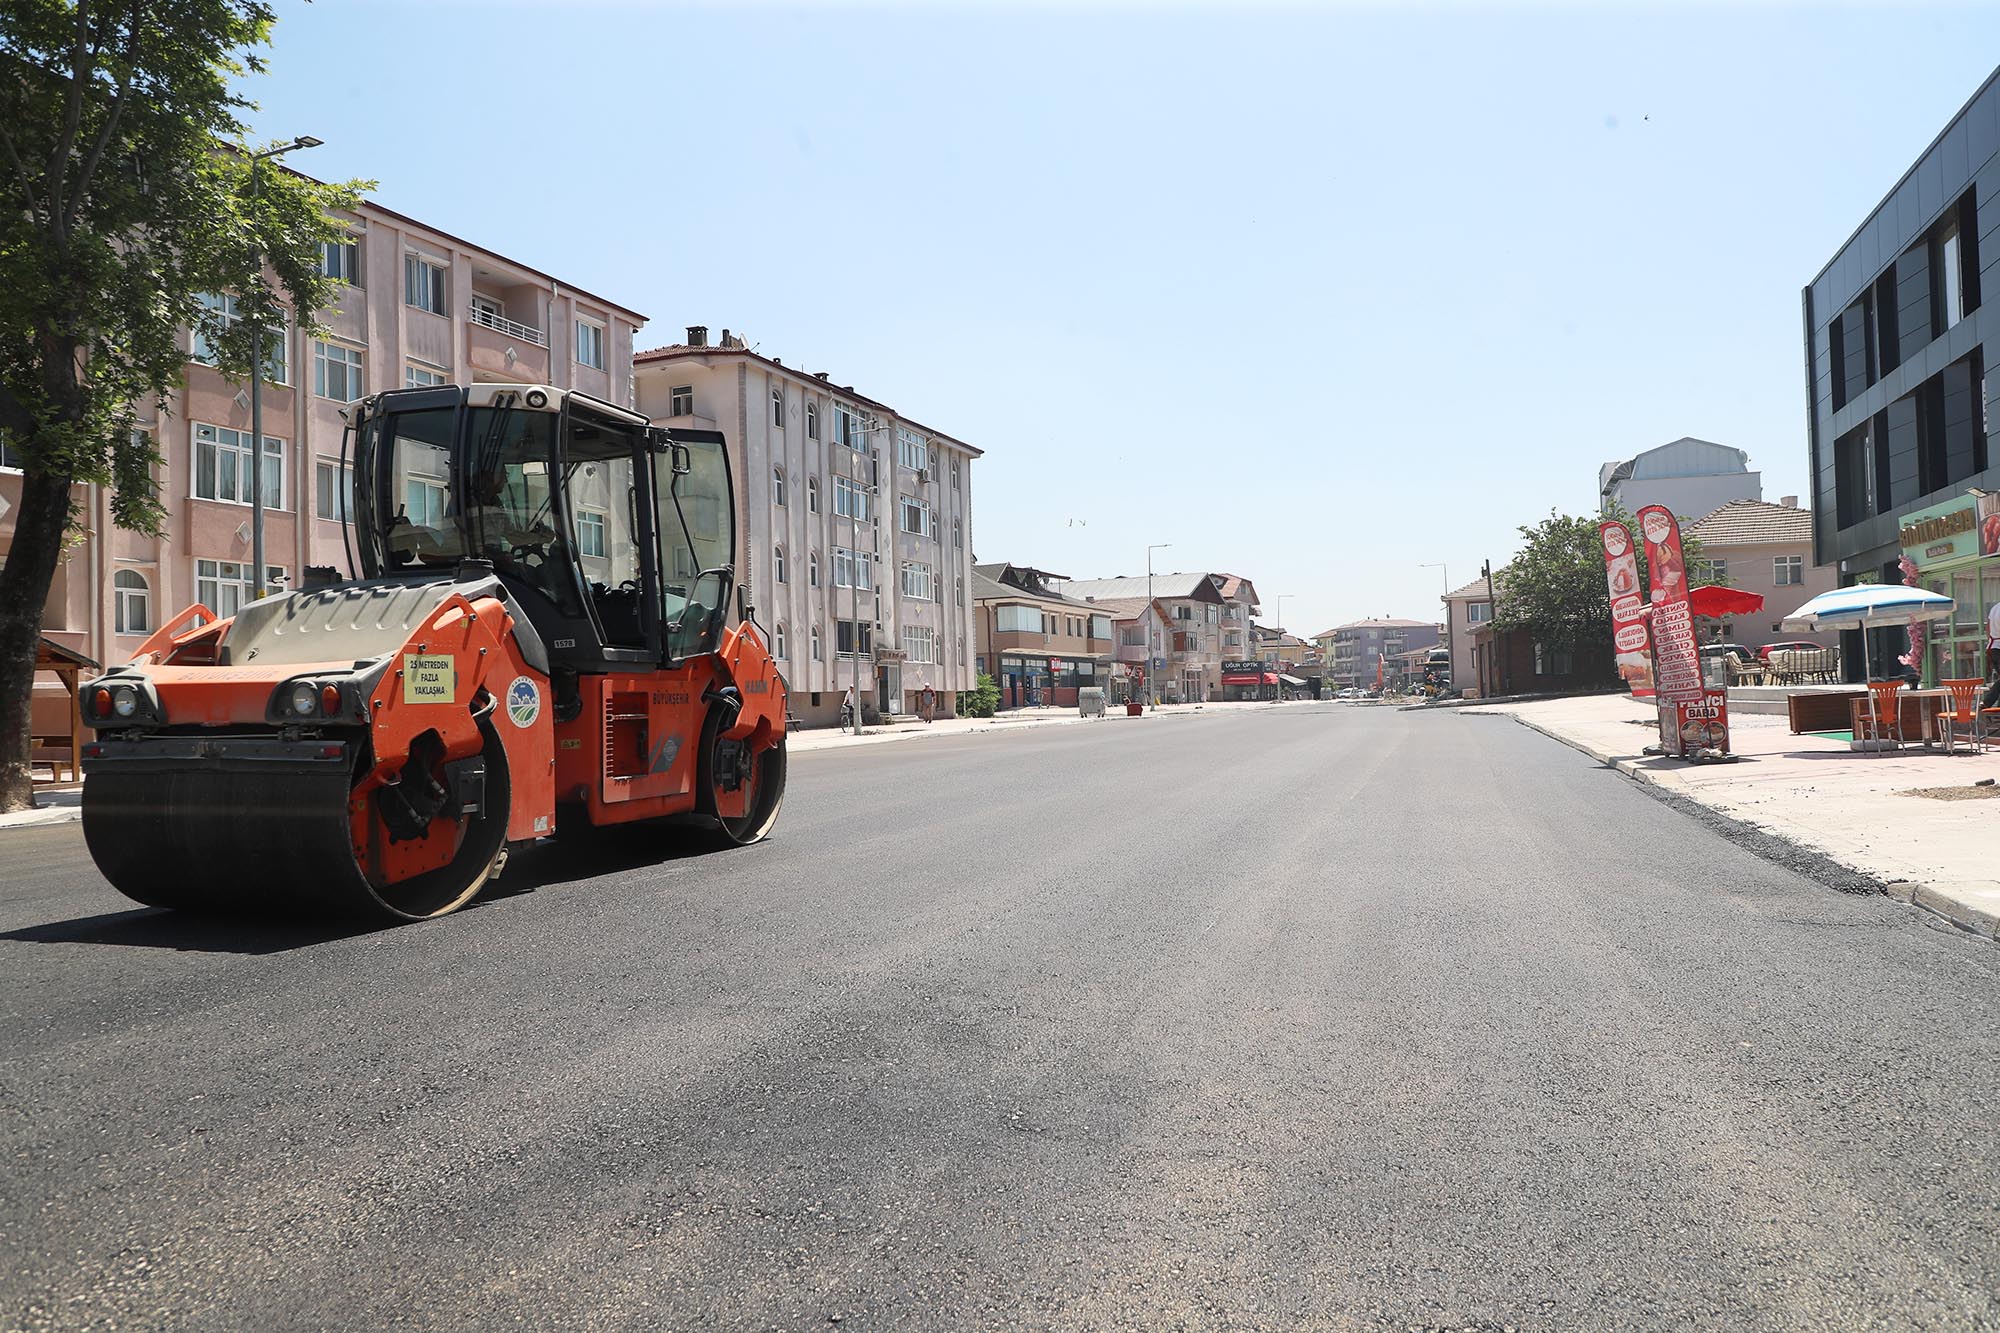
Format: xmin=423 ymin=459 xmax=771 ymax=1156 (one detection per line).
xmin=1599 ymin=520 xmax=1654 ymax=698
xmin=1637 ymin=504 xmax=1709 ymax=757
xmin=1672 ymin=689 xmax=1730 ymax=756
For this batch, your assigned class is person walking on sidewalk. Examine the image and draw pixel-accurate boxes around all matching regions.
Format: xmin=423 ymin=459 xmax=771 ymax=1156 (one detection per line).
xmin=918 ymin=683 xmax=937 ymax=724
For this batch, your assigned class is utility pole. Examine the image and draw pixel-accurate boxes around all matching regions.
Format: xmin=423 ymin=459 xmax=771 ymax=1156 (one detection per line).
xmin=1146 ymin=542 xmax=1171 ymax=709
xmin=247 ymin=135 xmax=322 ymax=600
xmin=1267 ymin=592 xmax=1287 ymax=701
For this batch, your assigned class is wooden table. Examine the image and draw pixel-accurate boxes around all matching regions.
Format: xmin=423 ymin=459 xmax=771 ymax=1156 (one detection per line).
xmin=1847 ymin=689 xmax=1950 ymax=750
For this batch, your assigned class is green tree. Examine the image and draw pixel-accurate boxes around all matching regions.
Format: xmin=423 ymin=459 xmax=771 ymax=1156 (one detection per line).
xmin=0 ymin=1 xmax=367 ymax=811
xmin=957 ymin=673 xmax=1000 ymax=718
xmin=1493 ymin=505 xmax=1707 ymax=667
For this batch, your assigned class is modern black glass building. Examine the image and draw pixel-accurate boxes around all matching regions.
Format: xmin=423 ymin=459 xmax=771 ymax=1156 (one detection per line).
xmin=1804 ymin=67 xmax=2000 ymax=682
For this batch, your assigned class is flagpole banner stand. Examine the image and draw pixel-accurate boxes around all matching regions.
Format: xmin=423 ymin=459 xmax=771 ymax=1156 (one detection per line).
xmin=1599 ymin=519 xmax=1655 ymax=698
xmin=1637 ymin=505 xmax=1722 ymax=759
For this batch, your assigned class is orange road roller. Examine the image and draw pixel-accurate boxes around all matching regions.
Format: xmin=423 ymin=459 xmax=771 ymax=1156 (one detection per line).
xmin=78 ymin=383 xmax=788 ymax=921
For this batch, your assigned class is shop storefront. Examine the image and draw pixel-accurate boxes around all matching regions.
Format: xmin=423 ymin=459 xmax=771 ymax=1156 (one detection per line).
xmin=1897 ymin=490 xmax=2000 ymax=685
xmin=1220 ymin=659 xmax=1279 ymax=702
xmin=996 ymin=654 xmax=1105 ymax=709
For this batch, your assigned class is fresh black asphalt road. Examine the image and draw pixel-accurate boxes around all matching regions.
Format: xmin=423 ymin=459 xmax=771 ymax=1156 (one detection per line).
xmin=3 ymin=705 xmax=1998 ymax=1332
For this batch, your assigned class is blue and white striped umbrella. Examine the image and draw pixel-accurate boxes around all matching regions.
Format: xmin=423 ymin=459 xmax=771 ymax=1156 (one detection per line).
xmin=1780 ymin=584 xmax=1954 ymax=632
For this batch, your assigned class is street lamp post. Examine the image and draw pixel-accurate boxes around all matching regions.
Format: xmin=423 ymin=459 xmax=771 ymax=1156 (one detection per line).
xmin=1267 ymin=592 xmax=1287 ymax=702
xmin=1146 ymin=542 xmax=1171 ymax=709
xmin=247 ymin=135 xmax=323 ymax=600
xmin=1420 ymin=562 xmax=1449 ymax=692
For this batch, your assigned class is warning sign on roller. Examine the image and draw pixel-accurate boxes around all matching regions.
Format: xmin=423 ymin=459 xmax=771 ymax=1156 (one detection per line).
xmin=403 ymin=654 xmax=456 ymax=704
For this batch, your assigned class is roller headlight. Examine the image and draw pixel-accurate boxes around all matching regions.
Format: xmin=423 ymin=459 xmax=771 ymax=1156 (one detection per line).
xmin=289 ymin=682 xmax=319 ymax=717
xmin=111 ymin=687 xmax=138 ymax=718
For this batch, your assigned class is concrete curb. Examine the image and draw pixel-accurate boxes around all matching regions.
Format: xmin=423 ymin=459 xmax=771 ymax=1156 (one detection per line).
xmin=0 ymin=799 xmax=81 ymax=830
xmin=1505 ymin=714 xmax=2000 ymax=944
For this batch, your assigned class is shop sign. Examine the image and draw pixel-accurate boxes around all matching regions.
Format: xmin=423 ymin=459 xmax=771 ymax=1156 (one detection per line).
xmin=1599 ymin=520 xmax=1654 ymax=698
xmin=1672 ymin=689 xmax=1730 ymax=755
xmin=1897 ymin=493 xmax=1980 ymax=568
xmin=875 ymin=648 xmax=908 ymax=662
xmin=1221 ymin=659 xmax=1262 ymax=674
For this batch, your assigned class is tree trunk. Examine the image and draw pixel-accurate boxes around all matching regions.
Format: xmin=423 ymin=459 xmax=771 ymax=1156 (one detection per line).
xmin=0 ymin=468 xmax=82 ymax=813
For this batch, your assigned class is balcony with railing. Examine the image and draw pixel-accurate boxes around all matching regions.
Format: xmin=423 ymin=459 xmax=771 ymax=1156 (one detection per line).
xmin=468 ymin=303 xmax=545 ymax=346
xmin=466 ymin=297 xmax=550 ymax=383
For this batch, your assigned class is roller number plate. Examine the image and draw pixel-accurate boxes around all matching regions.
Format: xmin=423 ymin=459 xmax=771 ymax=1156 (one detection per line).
xmin=404 ymin=653 xmax=456 ymax=704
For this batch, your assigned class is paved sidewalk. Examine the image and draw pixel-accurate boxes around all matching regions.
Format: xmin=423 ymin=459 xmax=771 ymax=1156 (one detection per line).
xmin=1488 ymin=692 xmax=2000 ymax=940
xmin=0 ymin=784 xmax=80 ymax=830
xmin=788 ymin=697 xmax=1310 ymax=754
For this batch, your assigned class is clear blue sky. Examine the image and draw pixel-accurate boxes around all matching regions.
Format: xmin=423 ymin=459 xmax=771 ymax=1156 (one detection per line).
xmin=247 ymin=2 xmax=2000 ymax=638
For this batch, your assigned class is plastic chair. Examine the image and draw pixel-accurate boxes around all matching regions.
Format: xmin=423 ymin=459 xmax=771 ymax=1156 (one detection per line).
xmin=1936 ymin=678 xmax=1986 ymax=754
xmin=1858 ymin=679 xmax=1904 ymax=751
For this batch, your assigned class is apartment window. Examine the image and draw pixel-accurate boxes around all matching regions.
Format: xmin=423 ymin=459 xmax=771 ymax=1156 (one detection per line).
xmin=1090 ymin=614 xmax=1110 ymax=639
xmin=1774 ymin=555 xmax=1803 ymax=587
xmin=774 ymin=547 xmax=787 ymax=583
xmin=902 ymin=626 xmax=936 ymax=664
xmin=669 ymin=385 xmax=694 ymax=416
xmin=320 ymin=238 xmax=360 ymax=283
xmin=1533 ymin=642 xmax=1573 ymax=677
xmin=772 ymin=386 xmax=785 ymax=428
xmin=901 ymin=560 xmax=934 ymax=601
xmin=191 ymin=291 xmax=287 ymax=383
xmin=1942 ymin=222 xmax=1965 ymax=332
xmin=1174 ymin=605 xmax=1192 ymax=621
xmin=773 ymin=467 xmax=786 ymax=506
xmin=899 ymin=497 xmax=931 ymax=536
xmin=811 ymin=625 xmax=823 ymax=661
xmin=0 ymin=432 xmax=18 ymax=470
xmin=405 ymin=474 xmax=448 ymax=528
xmin=809 ymin=550 xmax=820 ymax=587
xmin=195 ymin=558 xmax=285 ymax=618
xmin=774 ymin=624 xmax=788 ymax=660
xmin=806 ymin=402 xmax=819 ymax=440
xmin=1467 ymin=601 xmax=1492 ymax=624
xmin=192 ymin=423 xmax=285 ymax=509
xmin=958 ymin=578 xmax=966 ymax=607
xmin=113 ymin=569 xmax=150 ymax=635
xmin=807 ymin=477 xmax=819 ymax=513
xmin=313 ymin=340 xmax=365 ymax=401
xmin=898 ymin=429 xmax=928 ymax=473
xmin=833 ymin=546 xmax=871 ymax=589
xmin=834 ymin=475 xmax=870 ymax=522
xmin=403 ymin=253 xmax=447 ymax=315
xmin=952 ymin=517 xmax=962 ymax=549
xmin=1121 ymin=627 xmax=1144 ymax=648
xmin=1695 ymin=558 xmax=1728 ymax=585
xmin=315 ymin=459 xmax=353 ymax=522
xmin=835 ymin=405 xmax=865 ymax=449
xmin=575 ymin=318 xmax=605 ymax=370
xmin=406 ymin=363 xmax=446 ymax=388
xmin=836 ymin=620 xmax=873 ymax=656
xmin=951 ymin=457 xmax=960 ymax=488
xmin=996 ymin=604 xmax=1041 ymax=633
xmin=576 ymin=509 xmax=608 ymax=559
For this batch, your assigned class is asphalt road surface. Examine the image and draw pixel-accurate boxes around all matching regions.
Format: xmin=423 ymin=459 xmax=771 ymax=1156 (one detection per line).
xmin=4 ymin=705 xmax=1998 ymax=1332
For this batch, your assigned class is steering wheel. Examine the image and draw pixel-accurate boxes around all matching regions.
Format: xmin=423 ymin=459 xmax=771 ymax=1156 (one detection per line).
xmin=510 ymin=542 xmax=548 ymax=568
xmin=616 ymin=578 xmax=641 ymax=596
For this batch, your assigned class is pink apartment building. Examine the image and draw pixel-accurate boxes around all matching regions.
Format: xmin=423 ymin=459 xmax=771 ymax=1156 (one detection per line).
xmin=3 ymin=196 xmax=644 ymax=740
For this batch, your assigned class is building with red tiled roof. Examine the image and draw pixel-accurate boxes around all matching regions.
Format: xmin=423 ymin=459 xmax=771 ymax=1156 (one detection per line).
xmin=1684 ymin=497 xmax=1837 ymax=652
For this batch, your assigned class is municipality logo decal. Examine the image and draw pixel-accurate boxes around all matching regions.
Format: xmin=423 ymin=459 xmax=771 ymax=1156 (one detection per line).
xmin=506 ymin=676 xmax=540 ymax=728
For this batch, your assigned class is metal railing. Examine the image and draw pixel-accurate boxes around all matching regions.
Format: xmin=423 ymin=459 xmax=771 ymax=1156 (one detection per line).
xmin=467 ymin=304 xmax=546 ymax=347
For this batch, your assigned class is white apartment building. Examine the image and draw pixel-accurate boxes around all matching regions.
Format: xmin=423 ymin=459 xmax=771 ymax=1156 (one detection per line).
xmin=633 ymin=328 xmax=980 ymax=726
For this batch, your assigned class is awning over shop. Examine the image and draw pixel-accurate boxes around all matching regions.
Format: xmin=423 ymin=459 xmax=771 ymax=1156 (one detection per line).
xmin=1223 ymin=672 xmax=1281 ymax=686
xmin=1279 ymin=674 xmax=1308 ymax=687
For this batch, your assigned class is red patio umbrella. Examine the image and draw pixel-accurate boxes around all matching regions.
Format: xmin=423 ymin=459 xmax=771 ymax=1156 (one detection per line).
xmin=1688 ymin=584 xmax=1765 ymax=618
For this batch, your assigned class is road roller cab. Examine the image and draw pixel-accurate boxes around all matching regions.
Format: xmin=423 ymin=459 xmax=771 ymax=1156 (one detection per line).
xmin=79 ymin=384 xmax=789 ymax=921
